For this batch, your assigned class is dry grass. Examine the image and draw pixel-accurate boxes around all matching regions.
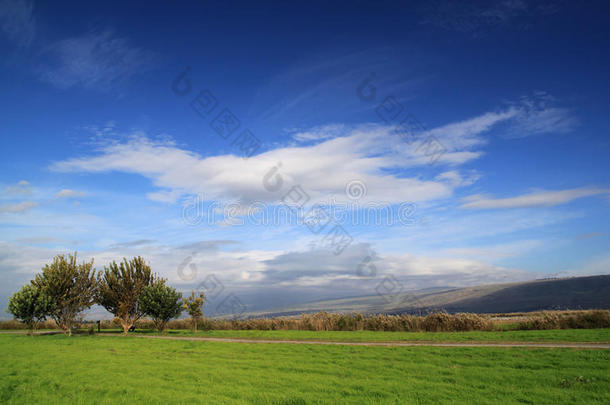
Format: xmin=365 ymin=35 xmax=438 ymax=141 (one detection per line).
xmin=2 ymin=309 xmax=608 ymax=333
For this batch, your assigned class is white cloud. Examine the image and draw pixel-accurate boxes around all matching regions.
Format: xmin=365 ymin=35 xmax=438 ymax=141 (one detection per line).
xmin=55 ymin=189 xmax=85 ymax=199
xmin=49 ymin=96 xmax=581 ymax=208
xmin=50 ymin=128 xmax=460 ymax=205
xmin=427 ymin=108 xmax=519 ymax=150
xmin=461 ymin=187 xmax=610 ymax=210
xmin=36 ymin=30 xmax=156 ymax=90
xmin=0 ymin=201 xmax=38 ymax=213
xmin=0 ymin=0 xmax=35 ymax=47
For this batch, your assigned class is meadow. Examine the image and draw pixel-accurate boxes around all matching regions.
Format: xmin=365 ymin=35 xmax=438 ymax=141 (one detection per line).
xmin=1 ymin=333 xmax=609 ymax=404
xmin=113 ymin=327 xmax=610 ymax=343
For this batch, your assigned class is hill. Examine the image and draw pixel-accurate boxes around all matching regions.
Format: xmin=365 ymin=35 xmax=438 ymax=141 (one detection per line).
xmin=245 ymin=275 xmax=610 ymax=317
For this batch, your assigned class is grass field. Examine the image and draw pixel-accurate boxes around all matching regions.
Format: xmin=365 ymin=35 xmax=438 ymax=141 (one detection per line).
xmin=118 ymin=327 xmax=610 ymax=343
xmin=1 ymin=333 xmax=609 ymax=404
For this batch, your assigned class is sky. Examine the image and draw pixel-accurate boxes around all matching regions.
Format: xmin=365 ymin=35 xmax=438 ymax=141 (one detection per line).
xmin=1 ymin=0 xmax=609 ymax=317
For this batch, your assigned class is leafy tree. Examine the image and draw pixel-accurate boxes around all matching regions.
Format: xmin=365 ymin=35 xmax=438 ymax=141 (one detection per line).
xmin=97 ymin=256 xmax=154 ymax=334
xmin=32 ymin=253 xmax=96 ymax=336
xmin=138 ymin=279 xmax=182 ymax=332
xmin=183 ymin=291 xmax=205 ymax=332
xmin=7 ymin=284 xmax=54 ymax=335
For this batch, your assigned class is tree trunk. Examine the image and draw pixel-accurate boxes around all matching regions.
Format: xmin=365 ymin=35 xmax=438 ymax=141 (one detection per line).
xmin=65 ymin=319 xmax=72 ymax=336
xmin=122 ymin=321 xmax=131 ymax=335
xmin=59 ymin=322 xmax=68 ymax=334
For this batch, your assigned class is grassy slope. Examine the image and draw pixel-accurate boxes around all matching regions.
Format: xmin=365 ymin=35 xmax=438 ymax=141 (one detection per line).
xmin=249 ymin=275 xmax=610 ymax=316
xmin=1 ymin=334 xmax=608 ymax=404
xmin=120 ymin=328 xmax=610 ymax=343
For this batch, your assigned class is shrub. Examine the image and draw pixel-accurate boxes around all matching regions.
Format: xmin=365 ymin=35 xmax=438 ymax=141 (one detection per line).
xmin=422 ymin=312 xmax=454 ymax=332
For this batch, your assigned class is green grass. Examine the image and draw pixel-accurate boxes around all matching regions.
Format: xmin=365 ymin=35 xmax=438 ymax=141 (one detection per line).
xmin=1 ymin=334 xmax=608 ymax=404
xmin=115 ymin=327 xmax=610 ymax=343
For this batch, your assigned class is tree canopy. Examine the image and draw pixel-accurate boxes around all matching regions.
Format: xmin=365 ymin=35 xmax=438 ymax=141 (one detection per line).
xmin=183 ymin=291 xmax=205 ymax=332
xmin=97 ymin=256 xmax=154 ymax=334
xmin=7 ymin=284 xmax=55 ymax=334
xmin=138 ymin=279 xmax=183 ymax=332
xmin=31 ymin=253 xmax=96 ymax=335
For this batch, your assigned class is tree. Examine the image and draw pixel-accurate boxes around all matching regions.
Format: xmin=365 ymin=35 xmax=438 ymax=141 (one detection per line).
xmin=138 ymin=279 xmax=183 ymax=332
xmin=97 ymin=256 xmax=154 ymax=335
xmin=7 ymin=284 xmax=54 ymax=335
xmin=32 ymin=253 xmax=96 ymax=336
xmin=183 ymin=291 xmax=205 ymax=332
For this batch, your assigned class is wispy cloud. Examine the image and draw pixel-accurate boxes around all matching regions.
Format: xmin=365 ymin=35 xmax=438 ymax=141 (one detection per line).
xmin=36 ymin=29 xmax=157 ymax=91
xmin=576 ymin=232 xmax=603 ymax=241
xmin=461 ymin=187 xmax=610 ymax=210
xmin=4 ymin=180 xmax=32 ymax=195
xmin=502 ymin=92 xmax=577 ymax=137
xmin=291 ymin=124 xmax=348 ymax=142
xmin=0 ymin=200 xmax=38 ymax=213
xmin=0 ymin=0 xmax=35 ymax=47
xmin=54 ymin=189 xmax=85 ymax=199
xmin=421 ymin=0 xmax=563 ymax=34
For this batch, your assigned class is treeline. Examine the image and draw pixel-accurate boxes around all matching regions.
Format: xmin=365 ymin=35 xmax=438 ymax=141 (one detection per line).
xmin=7 ymin=253 xmax=204 ymax=335
xmin=7 ymin=253 xmax=610 ymax=335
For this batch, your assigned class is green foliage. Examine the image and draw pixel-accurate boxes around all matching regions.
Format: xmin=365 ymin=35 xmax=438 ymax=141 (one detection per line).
xmin=96 ymin=256 xmax=154 ymax=334
xmin=31 ymin=253 xmax=96 ymax=335
xmin=7 ymin=285 xmax=54 ymax=334
xmin=182 ymin=291 xmax=205 ymax=331
xmin=138 ymin=279 xmax=182 ymax=332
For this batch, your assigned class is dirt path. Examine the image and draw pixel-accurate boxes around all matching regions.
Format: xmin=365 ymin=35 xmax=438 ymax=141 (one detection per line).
xmin=99 ymin=333 xmax=610 ymax=349
xmin=3 ymin=331 xmax=609 ymax=348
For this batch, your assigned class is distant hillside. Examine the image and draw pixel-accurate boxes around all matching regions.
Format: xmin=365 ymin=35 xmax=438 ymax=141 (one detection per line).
xmin=246 ymin=275 xmax=610 ymax=317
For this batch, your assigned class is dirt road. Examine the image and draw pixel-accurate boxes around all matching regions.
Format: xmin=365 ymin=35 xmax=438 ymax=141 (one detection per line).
xmin=103 ymin=333 xmax=610 ymax=349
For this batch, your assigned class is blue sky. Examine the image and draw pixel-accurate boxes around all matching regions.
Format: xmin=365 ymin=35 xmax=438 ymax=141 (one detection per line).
xmin=1 ymin=0 xmax=609 ymax=316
